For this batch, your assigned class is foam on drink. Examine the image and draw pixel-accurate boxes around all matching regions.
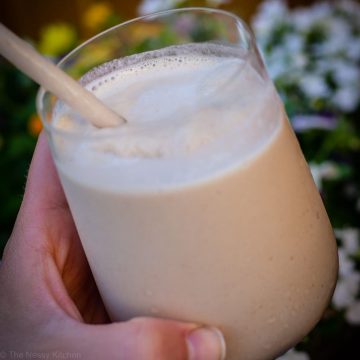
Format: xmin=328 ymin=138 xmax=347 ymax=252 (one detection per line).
xmin=53 ymin=44 xmax=281 ymax=190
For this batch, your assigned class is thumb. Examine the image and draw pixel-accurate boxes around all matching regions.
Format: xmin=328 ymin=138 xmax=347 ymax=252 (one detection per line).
xmin=58 ymin=317 xmax=226 ymax=360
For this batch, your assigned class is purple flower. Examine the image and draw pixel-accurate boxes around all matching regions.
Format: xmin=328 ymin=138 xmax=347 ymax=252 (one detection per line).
xmin=291 ymin=114 xmax=338 ymax=132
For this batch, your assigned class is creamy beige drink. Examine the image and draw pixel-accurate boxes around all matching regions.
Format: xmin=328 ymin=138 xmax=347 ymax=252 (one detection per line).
xmin=51 ymin=44 xmax=338 ymax=359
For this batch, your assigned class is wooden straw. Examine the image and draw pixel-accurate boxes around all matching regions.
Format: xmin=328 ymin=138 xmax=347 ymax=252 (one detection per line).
xmin=0 ymin=23 xmax=125 ymax=128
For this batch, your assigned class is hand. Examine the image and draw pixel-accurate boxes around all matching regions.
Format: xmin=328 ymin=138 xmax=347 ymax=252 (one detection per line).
xmin=0 ymin=132 xmax=226 ymax=360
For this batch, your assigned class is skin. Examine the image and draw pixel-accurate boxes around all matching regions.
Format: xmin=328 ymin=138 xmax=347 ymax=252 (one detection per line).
xmin=0 ymin=132 xmax=225 ymax=360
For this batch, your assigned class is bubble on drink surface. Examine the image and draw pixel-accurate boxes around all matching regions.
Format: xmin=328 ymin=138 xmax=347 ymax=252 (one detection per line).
xmin=79 ymin=43 xmax=248 ymax=91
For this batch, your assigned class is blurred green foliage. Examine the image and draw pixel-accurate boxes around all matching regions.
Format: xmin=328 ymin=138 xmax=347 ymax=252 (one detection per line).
xmin=0 ymin=61 xmax=38 ymax=255
xmin=0 ymin=2 xmax=122 ymax=256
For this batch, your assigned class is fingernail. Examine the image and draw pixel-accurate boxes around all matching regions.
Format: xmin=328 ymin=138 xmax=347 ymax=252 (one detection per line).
xmin=186 ymin=326 xmax=226 ymax=360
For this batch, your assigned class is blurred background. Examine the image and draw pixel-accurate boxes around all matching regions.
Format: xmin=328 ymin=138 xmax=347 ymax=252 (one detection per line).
xmin=0 ymin=0 xmax=360 ymax=359
xmin=0 ymin=0 xmax=318 ymax=38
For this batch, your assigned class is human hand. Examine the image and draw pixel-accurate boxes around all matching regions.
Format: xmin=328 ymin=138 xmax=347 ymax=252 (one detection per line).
xmin=0 ymin=132 xmax=226 ymax=360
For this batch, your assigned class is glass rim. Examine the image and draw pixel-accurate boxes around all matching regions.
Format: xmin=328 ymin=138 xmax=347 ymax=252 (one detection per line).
xmin=36 ymin=6 xmax=257 ymax=140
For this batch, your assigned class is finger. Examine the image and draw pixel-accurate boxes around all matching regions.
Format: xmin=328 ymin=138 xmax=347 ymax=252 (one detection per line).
xmin=22 ymin=131 xmax=67 ymax=215
xmin=57 ymin=317 xmax=226 ymax=360
xmin=1 ymin=131 xmax=91 ymax=322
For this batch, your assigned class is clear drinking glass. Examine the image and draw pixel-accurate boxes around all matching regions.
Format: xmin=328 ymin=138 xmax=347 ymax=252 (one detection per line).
xmin=37 ymin=8 xmax=338 ymax=360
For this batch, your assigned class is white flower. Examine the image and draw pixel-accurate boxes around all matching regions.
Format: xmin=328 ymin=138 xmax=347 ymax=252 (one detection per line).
xmin=347 ymin=38 xmax=360 ymax=61
xmin=334 ymin=227 xmax=360 ymax=323
xmin=317 ymin=38 xmax=346 ymax=57
xmin=337 ymin=0 xmax=360 ymax=17
xmin=283 ymin=33 xmax=304 ymax=54
xmin=292 ymin=9 xmax=315 ymax=30
xmin=313 ymin=58 xmax=332 ymax=76
xmin=299 ymin=74 xmax=329 ymax=99
xmin=338 ymin=248 xmax=356 ymax=277
xmin=332 ymin=272 xmax=360 ymax=308
xmin=266 ymin=61 xmax=285 ymax=79
xmin=332 ymin=86 xmax=360 ymax=112
xmin=317 ymin=59 xmax=360 ymax=114
xmin=265 ymin=48 xmax=289 ymax=78
xmin=345 ymin=301 xmax=360 ymax=324
xmin=328 ymin=17 xmax=351 ymax=43
xmin=258 ymin=0 xmax=288 ymax=18
xmin=252 ymin=15 xmax=274 ymax=43
xmin=311 ymin=2 xmax=332 ymax=19
xmin=335 ymin=228 xmax=359 ymax=255
xmin=138 ymin=0 xmax=230 ymax=15
xmin=316 ymin=18 xmax=351 ymax=56
xmin=265 ymin=46 xmax=308 ymax=79
xmin=332 ymin=246 xmax=360 ymax=309
xmin=291 ymin=53 xmax=307 ymax=69
xmin=138 ymin=0 xmax=183 ymax=16
xmin=310 ymin=164 xmax=322 ymax=189
xmin=293 ymin=2 xmax=331 ymax=30
xmin=331 ymin=60 xmax=360 ymax=88
xmin=252 ymin=0 xmax=288 ymax=41
xmin=319 ymin=162 xmax=339 ymax=179
xmin=252 ymin=15 xmax=278 ymax=43
xmin=310 ymin=162 xmax=338 ymax=189
xmin=266 ymin=61 xmax=287 ymax=79
xmin=276 ymin=348 xmax=310 ymax=360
